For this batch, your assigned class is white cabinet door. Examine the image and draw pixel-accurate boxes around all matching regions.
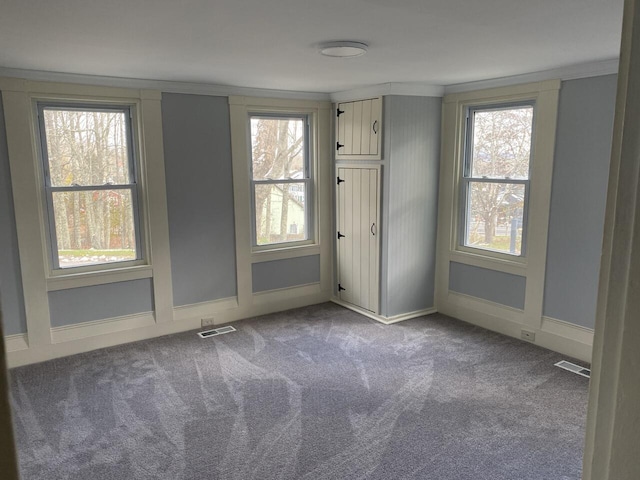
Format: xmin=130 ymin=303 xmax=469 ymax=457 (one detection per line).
xmin=337 ymin=167 xmax=380 ymax=313
xmin=336 ymin=97 xmax=382 ymax=160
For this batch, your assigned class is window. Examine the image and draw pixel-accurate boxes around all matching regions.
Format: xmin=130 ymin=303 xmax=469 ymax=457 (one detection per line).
xmin=461 ymin=103 xmax=534 ymax=256
xmin=249 ymin=114 xmax=311 ymax=246
xmin=38 ymin=104 xmax=142 ymax=270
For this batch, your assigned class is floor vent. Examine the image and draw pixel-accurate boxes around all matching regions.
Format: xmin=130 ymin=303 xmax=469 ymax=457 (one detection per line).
xmin=198 ymin=325 xmax=236 ymax=339
xmin=555 ymin=360 xmax=591 ymax=378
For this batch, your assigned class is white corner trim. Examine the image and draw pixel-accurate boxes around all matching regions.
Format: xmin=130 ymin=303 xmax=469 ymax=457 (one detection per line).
xmin=50 ymin=312 xmax=156 ymax=344
xmin=0 ymin=66 xmax=331 ymax=101
xmin=4 ymin=334 xmax=29 ymax=353
xmin=173 ymin=297 xmax=239 ymax=322
xmin=332 ymin=298 xmax=437 ymax=325
xmin=330 ymin=82 xmax=445 ymax=102
xmin=444 ymin=58 xmax=619 ymax=94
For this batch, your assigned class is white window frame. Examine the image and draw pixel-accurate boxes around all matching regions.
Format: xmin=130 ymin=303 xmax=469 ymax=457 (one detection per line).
xmin=1 ymin=78 xmax=175 ymax=347
xmin=435 ymin=80 xmax=560 ymax=331
xmin=230 ymin=97 xmax=325 ymax=260
xmin=1 ymin=79 xmax=173 ymax=292
xmin=248 ymin=113 xmax=314 ymax=249
xmin=459 ymin=101 xmax=535 ymax=259
xmin=439 ymin=81 xmax=560 ymax=273
xmin=229 ymin=95 xmax=331 ymax=310
xmin=36 ymin=102 xmax=146 ymax=272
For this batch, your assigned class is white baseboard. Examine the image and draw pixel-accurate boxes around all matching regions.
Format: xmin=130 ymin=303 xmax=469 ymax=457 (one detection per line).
xmin=332 ymin=298 xmax=437 ymax=325
xmin=173 ymin=296 xmax=239 ymax=322
xmin=438 ymin=292 xmax=593 ymax=363
xmin=50 ymin=312 xmax=156 ymax=344
xmin=253 ymin=283 xmax=321 ymax=306
xmin=4 ymin=333 xmax=28 ymax=353
xmin=541 ymin=316 xmax=594 ymax=345
xmin=385 ymin=307 xmax=439 ymax=324
xmin=6 ymin=284 xmax=331 ymax=368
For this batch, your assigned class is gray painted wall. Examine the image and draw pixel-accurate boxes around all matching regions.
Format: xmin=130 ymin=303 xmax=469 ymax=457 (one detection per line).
xmin=162 ymin=93 xmax=237 ymax=306
xmin=48 ymin=279 xmax=154 ymax=327
xmin=0 ymin=95 xmax=27 ymax=335
xmin=252 ymin=255 xmax=320 ymax=293
xmin=380 ymin=96 xmax=441 ymax=317
xmin=449 ymin=262 xmax=527 ymax=309
xmin=543 ymin=75 xmax=617 ymax=328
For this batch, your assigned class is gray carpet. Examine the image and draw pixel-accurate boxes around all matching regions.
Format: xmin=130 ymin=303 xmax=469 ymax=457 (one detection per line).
xmin=9 ymin=303 xmax=589 ymax=480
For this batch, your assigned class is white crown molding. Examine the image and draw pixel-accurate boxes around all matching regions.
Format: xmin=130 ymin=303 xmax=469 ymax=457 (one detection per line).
xmin=330 ymin=82 xmax=445 ymax=102
xmin=0 ymin=66 xmax=331 ymax=101
xmin=0 ymin=58 xmax=618 ymax=106
xmin=444 ymin=58 xmax=620 ymax=95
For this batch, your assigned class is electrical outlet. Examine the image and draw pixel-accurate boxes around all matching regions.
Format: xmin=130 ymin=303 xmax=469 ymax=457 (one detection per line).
xmin=521 ymin=329 xmax=536 ymax=342
xmin=201 ymin=317 xmax=215 ymax=328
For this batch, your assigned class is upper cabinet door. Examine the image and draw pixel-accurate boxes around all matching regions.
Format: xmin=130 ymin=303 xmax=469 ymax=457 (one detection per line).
xmin=336 ymin=97 xmax=382 ymax=160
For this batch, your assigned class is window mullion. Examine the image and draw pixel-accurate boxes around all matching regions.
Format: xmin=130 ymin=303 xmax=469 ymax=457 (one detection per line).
xmin=50 ymin=184 xmax=135 ymax=192
xmin=464 ymin=177 xmax=529 ymax=185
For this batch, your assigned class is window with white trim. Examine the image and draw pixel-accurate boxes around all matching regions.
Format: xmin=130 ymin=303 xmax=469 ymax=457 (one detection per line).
xmin=249 ymin=114 xmax=312 ymax=247
xmin=37 ymin=104 xmax=143 ymax=270
xmin=461 ymin=103 xmax=534 ymax=256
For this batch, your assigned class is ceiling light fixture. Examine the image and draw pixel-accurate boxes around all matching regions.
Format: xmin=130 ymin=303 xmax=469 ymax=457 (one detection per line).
xmin=319 ymin=41 xmax=368 ymax=58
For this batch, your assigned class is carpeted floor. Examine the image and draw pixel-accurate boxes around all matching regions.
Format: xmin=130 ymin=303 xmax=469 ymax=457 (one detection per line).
xmin=9 ymin=303 xmax=589 ymax=480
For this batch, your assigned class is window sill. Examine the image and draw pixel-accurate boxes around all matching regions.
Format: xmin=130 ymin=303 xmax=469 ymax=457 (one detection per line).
xmin=449 ymin=249 xmax=527 ymax=276
xmin=251 ymin=243 xmax=321 ymax=263
xmin=46 ymin=265 xmax=153 ymax=291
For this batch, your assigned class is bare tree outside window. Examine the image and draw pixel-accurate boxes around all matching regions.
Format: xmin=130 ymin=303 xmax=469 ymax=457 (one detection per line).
xmin=462 ymin=105 xmax=534 ymax=255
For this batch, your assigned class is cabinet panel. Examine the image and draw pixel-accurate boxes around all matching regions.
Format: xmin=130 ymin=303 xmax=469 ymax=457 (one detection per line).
xmin=337 ymin=167 xmax=380 ymax=313
xmin=370 ymin=97 xmax=382 ymax=156
xmin=336 ymin=97 xmax=382 ymax=160
xmin=360 ymin=99 xmax=372 ymax=155
xmin=352 ymin=101 xmax=362 ymax=155
xmin=342 ymin=102 xmax=353 ymax=155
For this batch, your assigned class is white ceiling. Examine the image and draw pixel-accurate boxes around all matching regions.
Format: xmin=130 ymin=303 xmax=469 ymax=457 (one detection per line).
xmin=0 ymin=0 xmax=624 ymax=94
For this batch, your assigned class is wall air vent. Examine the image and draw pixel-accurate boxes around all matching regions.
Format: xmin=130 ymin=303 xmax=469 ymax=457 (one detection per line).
xmin=197 ymin=325 xmax=236 ymax=339
xmin=555 ymin=360 xmax=591 ymax=378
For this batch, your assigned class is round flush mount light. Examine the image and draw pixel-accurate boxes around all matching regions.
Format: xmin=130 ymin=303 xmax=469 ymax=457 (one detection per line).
xmin=319 ymin=41 xmax=368 ymax=58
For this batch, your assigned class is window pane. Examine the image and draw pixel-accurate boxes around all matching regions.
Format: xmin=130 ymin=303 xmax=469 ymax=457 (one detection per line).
xmin=250 ymin=117 xmax=305 ymax=180
xmin=254 ymin=183 xmax=306 ymax=245
xmin=43 ymin=109 xmax=131 ymax=187
xmin=52 ymin=189 xmax=138 ymax=268
xmin=465 ymin=182 xmax=525 ymax=255
xmin=470 ymin=107 xmax=533 ymax=180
